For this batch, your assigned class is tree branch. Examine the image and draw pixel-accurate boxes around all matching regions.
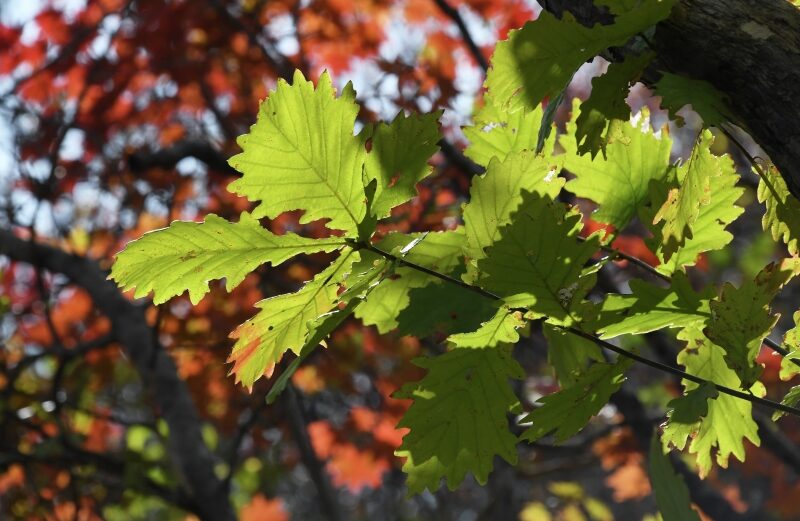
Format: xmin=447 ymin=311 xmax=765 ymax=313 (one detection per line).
xmin=0 ymin=229 xmax=235 ymax=521
xmin=431 ymin=0 xmax=489 ymax=72
xmin=283 ymin=384 xmax=344 ymax=521
xmin=127 ymin=140 xmax=237 ymax=176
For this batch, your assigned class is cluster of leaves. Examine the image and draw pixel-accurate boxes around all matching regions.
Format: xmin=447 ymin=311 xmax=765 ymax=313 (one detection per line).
xmin=109 ymin=0 xmax=800 ymax=513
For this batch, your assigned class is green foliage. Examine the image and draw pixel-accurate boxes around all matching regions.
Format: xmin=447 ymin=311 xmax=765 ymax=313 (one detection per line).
xmin=485 ymin=0 xmax=675 ymax=112
xmin=655 ymin=73 xmax=734 ymax=127
xmin=594 ymin=273 xmax=711 ymax=338
xmin=661 ymin=383 xmax=718 ymax=450
xmin=666 ymin=327 xmax=762 ymax=476
xmin=111 ymin=5 xmax=800 ymax=510
xmin=759 ymin=164 xmax=800 ymax=256
xmin=227 ymin=70 xmax=367 ymax=234
xmin=110 ymin=213 xmax=343 ymax=304
xmin=462 ymin=151 xmax=564 ymax=272
xmin=543 ymin=323 xmax=604 ymax=386
xmin=463 ymin=93 xmax=553 ymax=166
xmin=780 ymin=311 xmax=800 ymax=381
xmin=478 ymin=192 xmax=601 ymax=321
xmin=774 ymin=385 xmax=800 ymax=421
xmin=645 ymin=145 xmax=744 ymax=274
xmin=364 ymin=111 xmax=442 ymax=219
xmin=227 ymin=252 xmax=356 ymax=389
xmin=395 ymin=346 xmax=523 ymax=493
xmin=653 ymin=130 xmax=730 ymax=260
xmin=521 ymin=358 xmax=631 ymax=442
xmin=352 ymin=230 xmax=466 ymax=333
xmin=648 ymin=436 xmax=701 ymax=521
xmin=394 ymin=279 xmax=499 ymax=337
xmin=705 ymin=260 xmax=800 ymax=388
xmin=448 ymin=307 xmax=525 ymax=348
xmin=563 ymin=102 xmax=673 ymax=231
xmin=573 ymin=53 xmax=653 ymax=158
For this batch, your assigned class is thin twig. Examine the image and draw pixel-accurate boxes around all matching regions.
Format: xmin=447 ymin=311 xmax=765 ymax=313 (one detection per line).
xmin=431 ymin=0 xmax=489 ymax=72
xmin=353 ymin=243 xmax=800 ymax=418
xmin=581 ymin=236 xmax=671 ymax=283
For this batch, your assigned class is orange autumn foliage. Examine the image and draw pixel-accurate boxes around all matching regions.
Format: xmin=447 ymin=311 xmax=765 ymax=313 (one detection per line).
xmin=240 ymin=495 xmax=290 ymax=521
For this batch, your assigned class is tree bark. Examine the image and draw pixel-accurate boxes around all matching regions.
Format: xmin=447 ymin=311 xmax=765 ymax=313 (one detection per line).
xmin=0 ymin=230 xmax=236 ymax=521
xmin=543 ymin=0 xmax=800 ymax=198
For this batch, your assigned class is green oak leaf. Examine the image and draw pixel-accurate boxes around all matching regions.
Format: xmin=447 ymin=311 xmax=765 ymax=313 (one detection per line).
xmin=648 ymin=436 xmax=702 ymax=521
xmin=773 ymin=385 xmax=800 ymax=421
xmin=758 ymin=164 xmax=800 ymax=256
xmin=655 ymin=73 xmax=734 ymax=127
xmin=573 ymin=53 xmax=653 ymax=159
xmin=485 ymin=1 xmax=675 ymax=112
xmin=779 ymin=311 xmax=800 ymax=381
xmin=265 ymin=300 xmax=359 ymax=404
xmin=364 ymin=111 xmax=441 ymax=219
xmin=462 ymin=150 xmax=565 ymax=273
xmin=228 ymin=70 xmax=366 ymax=234
xmin=395 ymin=275 xmax=499 ymax=337
xmin=478 ymin=192 xmax=601 ymax=320
xmin=705 ymin=259 xmax=800 ymax=388
xmin=653 ymin=130 xmax=729 ymax=260
xmin=643 ymin=148 xmax=743 ymax=274
xmin=227 ymin=251 xmax=356 ymax=390
xmin=661 ymin=382 xmax=718 ymax=454
xmin=543 ymin=323 xmax=604 ymax=387
xmin=521 ymin=358 xmax=632 ymax=443
xmin=395 ymin=345 xmax=524 ymax=494
xmin=464 ymin=92 xmax=554 ymax=167
xmin=111 ymin=213 xmax=343 ymax=305
xmin=353 ymin=230 xmax=466 ymax=333
xmin=667 ymin=327 xmax=762 ymax=476
xmin=563 ymin=101 xmax=673 ymax=231
xmin=448 ymin=307 xmax=525 ymax=348
xmin=594 ymin=272 xmax=712 ymax=339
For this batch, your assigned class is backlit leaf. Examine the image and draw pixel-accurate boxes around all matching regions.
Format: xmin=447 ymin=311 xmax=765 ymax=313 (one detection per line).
xmin=779 ymin=311 xmax=800 ymax=381
xmin=464 ymin=93 xmax=553 ymax=167
xmin=228 ymin=70 xmax=367 ymax=234
xmin=478 ymin=192 xmax=601 ymax=320
xmin=353 ymin=230 xmax=466 ymax=333
xmin=543 ymin=323 xmax=604 ymax=387
xmin=395 ymin=345 xmax=523 ymax=493
xmin=227 ymin=252 xmax=356 ymax=390
xmin=595 ymin=273 xmax=712 ymax=339
xmin=486 ymin=1 xmax=675 ymax=112
xmin=655 ymin=73 xmax=734 ymax=127
xmin=563 ymin=102 xmax=673 ymax=230
xmin=661 ymin=382 xmax=718 ymax=453
xmin=758 ymin=164 xmax=800 ymax=256
xmin=448 ymin=307 xmax=525 ymax=348
xmin=111 ymin=213 xmax=343 ymax=305
xmin=645 ymin=149 xmax=743 ymax=274
xmin=364 ymin=111 xmax=441 ymax=219
xmin=521 ymin=358 xmax=631 ymax=443
xmin=706 ymin=259 xmax=800 ymax=387
xmin=773 ymin=385 xmax=800 ymax=421
xmin=667 ymin=327 xmax=762 ymax=476
xmin=653 ymin=130 xmax=728 ymax=259
xmin=573 ymin=53 xmax=653 ymax=158
xmin=462 ymin=151 xmax=565 ymax=272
